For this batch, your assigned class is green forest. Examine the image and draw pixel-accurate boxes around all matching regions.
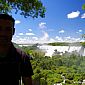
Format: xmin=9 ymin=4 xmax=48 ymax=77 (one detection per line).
xmin=17 ymin=44 xmax=85 ymax=85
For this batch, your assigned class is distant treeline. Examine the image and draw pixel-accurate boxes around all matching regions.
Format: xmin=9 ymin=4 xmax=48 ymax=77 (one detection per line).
xmin=48 ymin=42 xmax=69 ymax=46
xmin=48 ymin=42 xmax=85 ymax=46
xmin=80 ymin=42 xmax=85 ymax=47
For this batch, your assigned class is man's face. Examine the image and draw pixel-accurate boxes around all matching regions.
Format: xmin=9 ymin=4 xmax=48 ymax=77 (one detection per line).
xmin=0 ymin=19 xmax=14 ymax=46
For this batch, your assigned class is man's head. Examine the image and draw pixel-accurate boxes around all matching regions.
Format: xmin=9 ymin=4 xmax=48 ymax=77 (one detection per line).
xmin=0 ymin=14 xmax=15 ymax=27
xmin=0 ymin=14 xmax=15 ymax=46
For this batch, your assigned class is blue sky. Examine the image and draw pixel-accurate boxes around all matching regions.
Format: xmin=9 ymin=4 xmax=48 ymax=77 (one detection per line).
xmin=12 ymin=0 xmax=85 ymax=44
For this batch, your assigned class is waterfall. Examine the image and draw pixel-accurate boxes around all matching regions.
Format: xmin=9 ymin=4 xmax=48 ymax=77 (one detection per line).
xmin=37 ymin=45 xmax=85 ymax=57
xmin=79 ymin=46 xmax=85 ymax=56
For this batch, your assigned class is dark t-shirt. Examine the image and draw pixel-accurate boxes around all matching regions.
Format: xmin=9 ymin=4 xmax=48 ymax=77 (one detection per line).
xmin=0 ymin=43 xmax=33 ymax=85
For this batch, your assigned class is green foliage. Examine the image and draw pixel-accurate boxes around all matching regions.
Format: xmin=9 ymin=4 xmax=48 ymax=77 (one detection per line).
xmin=65 ymin=79 xmax=74 ymax=84
xmin=80 ymin=42 xmax=85 ymax=47
xmin=48 ymin=42 xmax=69 ymax=46
xmin=82 ymin=4 xmax=85 ymax=10
xmin=20 ymin=46 xmax=85 ymax=85
xmin=82 ymin=33 xmax=85 ymax=42
xmin=0 ymin=0 xmax=46 ymax=18
xmin=47 ymin=42 xmax=81 ymax=46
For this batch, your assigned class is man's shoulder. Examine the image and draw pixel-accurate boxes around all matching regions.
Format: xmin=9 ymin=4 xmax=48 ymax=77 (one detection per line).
xmin=15 ymin=48 xmax=32 ymax=60
xmin=11 ymin=43 xmax=33 ymax=60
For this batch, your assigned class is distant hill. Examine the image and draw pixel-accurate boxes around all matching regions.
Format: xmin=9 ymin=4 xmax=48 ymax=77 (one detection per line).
xmin=47 ymin=42 xmax=82 ymax=46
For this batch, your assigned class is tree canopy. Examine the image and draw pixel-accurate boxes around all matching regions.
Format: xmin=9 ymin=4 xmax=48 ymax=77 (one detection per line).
xmin=82 ymin=4 xmax=85 ymax=10
xmin=21 ymin=46 xmax=85 ymax=85
xmin=0 ymin=0 xmax=46 ymax=18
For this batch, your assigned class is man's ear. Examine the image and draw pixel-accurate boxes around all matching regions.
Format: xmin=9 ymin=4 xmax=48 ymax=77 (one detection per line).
xmin=12 ymin=28 xmax=15 ymax=35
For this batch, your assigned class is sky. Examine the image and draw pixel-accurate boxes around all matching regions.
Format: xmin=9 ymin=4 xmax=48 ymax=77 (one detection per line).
xmin=12 ymin=0 xmax=85 ymax=44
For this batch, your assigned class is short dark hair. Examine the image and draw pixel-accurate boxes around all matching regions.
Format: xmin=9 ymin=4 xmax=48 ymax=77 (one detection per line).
xmin=0 ymin=14 xmax=15 ymax=27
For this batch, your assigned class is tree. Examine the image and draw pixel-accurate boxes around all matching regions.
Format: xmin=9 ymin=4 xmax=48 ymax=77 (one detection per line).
xmin=82 ymin=4 xmax=85 ymax=40
xmin=0 ymin=0 xmax=46 ymax=18
xmin=82 ymin=34 xmax=85 ymax=39
xmin=82 ymin=4 xmax=85 ymax=10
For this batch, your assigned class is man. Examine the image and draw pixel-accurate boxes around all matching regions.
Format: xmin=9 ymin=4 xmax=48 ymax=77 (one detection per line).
xmin=0 ymin=14 xmax=33 ymax=85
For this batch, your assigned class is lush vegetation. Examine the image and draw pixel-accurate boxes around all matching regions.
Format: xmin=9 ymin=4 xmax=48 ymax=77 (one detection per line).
xmin=0 ymin=0 xmax=46 ymax=18
xmin=80 ymin=42 xmax=85 ymax=47
xmin=48 ymin=42 xmax=84 ymax=46
xmin=48 ymin=42 xmax=85 ymax=47
xmin=19 ymin=44 xmax=85 ymax=85
xmin=48 ymin=42 xmax=69 ymax=46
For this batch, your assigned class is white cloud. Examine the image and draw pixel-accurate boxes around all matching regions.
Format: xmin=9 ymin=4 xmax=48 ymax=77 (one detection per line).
xmin=64 ymin=37 xmax=81 ymax=42
xmin=79 ymin=30 xmax=82 ymax=32
xmin=12 ymin=30 xmax=85 ymax=44
xmin=12 ymin=35 xmax=85 ymax=44
xmin=12 ymin=36 xmax=30 ymax=44
xmin=65 ymin=36 xmax=71 ymax=39
xmin=55 ymin=36 xmax=63 ymax=41
xmin=15 ymin=20 xmax=21 ymax=24
xmin=28 ymin=29 xmax=32 ymax=32
xmin=55 ymin=36 xmax=83 ymax=42
xmin=76 ymin=30 xmax=82 ymax=33
xmin=49 ymin=38 xmax=56 ymax=42
xmin=64 ymin=36 xmax=71 ymax=41
xmin=59 ymin=30 xmax=65 ymax=33
xmin=55 ymin=36 xmax=60 ymax=39
xmin=16 ymin=36 xmax=20 ymax=38
xmin=67 ymin=11 xmax=80 ymax=19
xmin=18 ymin=33 xmax=24 ymax=35
xmin=40 ymin=31 xmax=49 ymax=41
xmin=32 ymin=37 xmax=38 ymax=40
xmin=81 ymin=13 xmax=85 ymax=18
xmin=26 ymin=33 xmax=35 ymax=36
xmin=39 ymin=22 xmax=47 ymax=29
